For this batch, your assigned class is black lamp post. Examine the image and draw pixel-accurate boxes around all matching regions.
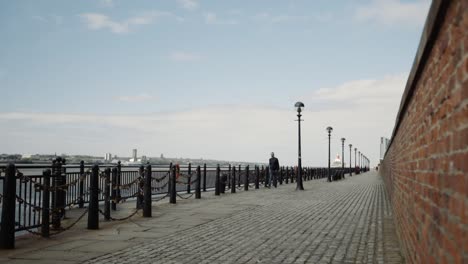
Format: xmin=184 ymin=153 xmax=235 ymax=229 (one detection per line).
xmin=349 ymin=144 xmax=352 ymax=176
xmin=295 ymin=102 xmax=305 ymax=191
xmin=354 ymin=148 xmax=357 ymax=170
xmin=326 ymin=126 xmax=333 ymax=182
xmin=341 ymin=138 xmax=345 ymax=179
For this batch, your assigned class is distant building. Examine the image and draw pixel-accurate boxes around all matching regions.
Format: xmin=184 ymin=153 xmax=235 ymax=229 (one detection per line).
xmin=160 ymin=153 xmax=164 ymax=159
xmin=104 ymin=153 xmax=112 ymax=161
xmin=380 ymin=137 xmax=390 ymax=160
xmin=132 ymin=149 xmax=137 ymax=160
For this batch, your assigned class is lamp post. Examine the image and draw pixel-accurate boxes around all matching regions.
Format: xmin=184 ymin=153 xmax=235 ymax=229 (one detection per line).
xmin=341 ymin=138 xmax=345 ymax=179
xmin=295 ymin=102 xmax=305 ymax=191
xmin=326 ymin=126 xmax=333 ymax=182
xmin=354 ymin=148 xmax=357 ymax=171
xmin=358 ymin=151 xmax=361 ymax=173
xmin=349 ymin=144 xmax=352 ymax=176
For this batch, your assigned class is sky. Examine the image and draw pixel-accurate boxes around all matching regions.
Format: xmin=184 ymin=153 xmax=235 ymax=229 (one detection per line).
xmin=0 ymin=0 xmax=432 ymax=166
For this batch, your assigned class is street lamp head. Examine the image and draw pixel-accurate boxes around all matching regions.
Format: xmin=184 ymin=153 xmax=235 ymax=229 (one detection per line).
xmin=326 ymin=126 xmax=333 ymax=133
xmin=294 ymin=102 xmax=304 ymax=113
xmin=349 ymin=144 xmax=352 ymax=148
xmin=341 ymin=137 xmax=346 ymax=143
xmin=354 ymin=147 xmax=357 ymax=151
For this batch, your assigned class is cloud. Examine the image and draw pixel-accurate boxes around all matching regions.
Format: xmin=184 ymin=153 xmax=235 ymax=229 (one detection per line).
xmin=169 ymin=51 xmax=202 ymax=62
xmin=114 ymin=94 xmax=158 ymax=103
xmin=79 ymin=11 xmax=183 ymax=34
xmin=252 ymin=12 xmax=310 ymax=24
xmin=355 ymin=0 xmax=431 ymax=27
xmin=99 ymin=0 xmax=114 ymax=8
xmin=0 ymin=74 xmax=407 ymax=165
xmin=32 ymin=15 xmax=63 ymax=25
xmin=204 ymin=12 xmax=239 ymax=25
xmin=176 ymin=0 xmax=198 ymax=10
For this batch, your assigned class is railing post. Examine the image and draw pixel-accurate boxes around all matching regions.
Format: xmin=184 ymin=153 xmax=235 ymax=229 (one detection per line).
xmin=203 ymin=163 xmax=207 ymax=192
xmin=117 ymin=161 xmax=122 ymax=202
xmin=111 ymin=167 xmax=117 ymax=211
xmin=255 ymin=166 xmax=260 ymax=189
xmin=170 ymin=164 xmax=176 ymax=204
xmin=60 ymin=158 xmax=66 ymax=219
xmin=137 ymin=166 xmax=144 ymax=209
xmin=41 ymin=169 xmax=51 ymax=238
xmin=220 ymin=167 xmax=226 ymax=194
xmin=195 ymin=166 xmax=201 ymax=199
xmin=231 ymin=166 xmax=236 ymax=193
xmin=279 ymin=167 xmax=283 ymax=185
xmin=187 ymin=163 xmax=191 ymax=194
xmin=238 ymin=165 xmax=241 ymax=188
xmin=87 ymin=164 xmax=99 ymax=230
xmin=52 ymin=159 xmax=61 ymax=229
xmin=79 ymin=161 xmax=84 ymax=208
xmin=244 ymin=165 xmax=249 ymax=191
xmin=143 ymin=164 xmax=152 ymax=217
xmin=227 ymin=164 xmax=231 ymax=189
xmin=0 ymin=163 xmax=16 ymax=249
xmin=215 ymin=164 xmax=220 ymax=196
xmin=104 ymin=168 xmax=111 ymax=221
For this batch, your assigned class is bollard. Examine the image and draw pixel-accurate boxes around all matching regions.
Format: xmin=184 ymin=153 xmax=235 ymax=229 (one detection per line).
xmin=170 ymin=165 xmax=176 ymax=204
xmin=117 ymin=161 xmax=122 ymax=203
xmin=285 ymin=167 xmax=289 ymax=184
xmin=187 ymin=163 xmax=192 ymax=194
xmin=260 ymin=166 xmax=265 ymax=185
xmin=111 ymin=167 xmax=117 ymax=211
xmin=41 ymin=169 xmax=51 ymax=238
xmin=238 ymin=165 xmax=241 ymax=188
xmin=0 ymin=164 xmax=16 ymax=249
xmin=244 ymin=165 xmax=249 ymax=191
xmin=203 ymin=164 xmax=207 ymax=192
xmin=231 ymin=166 xmax=236 ymax=193
xmin=79 ymin=161 xmax=84 ymax=208
xmin=137 ymin=166 xmax=144 ymax=209
xmin=215 ymin=164 xmax=220 ymax=196
xmin=220 ymin=171 xmax=226 ymax=194
xmin=104 ymin=168 xmax=111 ymax=220
xmin=195 ymin=166 xmax=201 ymax=199
xmin=143 ymin=164 xmax=152 ymax=217
xmin=87 ymin=164 xmax=99 ymax=230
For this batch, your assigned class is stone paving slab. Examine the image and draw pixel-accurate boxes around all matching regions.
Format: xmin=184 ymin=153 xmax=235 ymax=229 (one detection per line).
xmin=0 ymin=171 xmax=404 ymax=263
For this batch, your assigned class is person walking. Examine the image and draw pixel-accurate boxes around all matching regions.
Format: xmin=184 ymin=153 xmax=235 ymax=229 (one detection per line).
xmin=269 ymin=152 xmax=280 ymax=188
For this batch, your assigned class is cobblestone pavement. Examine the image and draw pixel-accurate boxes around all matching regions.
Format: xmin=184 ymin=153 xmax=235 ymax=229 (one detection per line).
xmin=83 ymin=171 xmax=404 ymax=264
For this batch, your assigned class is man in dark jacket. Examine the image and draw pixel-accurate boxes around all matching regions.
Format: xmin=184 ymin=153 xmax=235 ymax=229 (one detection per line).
xmin=269 ymin=152 xmax=280 ymax=188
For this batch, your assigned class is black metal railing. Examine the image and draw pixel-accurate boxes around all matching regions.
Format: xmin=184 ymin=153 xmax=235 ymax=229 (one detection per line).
xmin=0 ymin=159 xmax=368 ymax=248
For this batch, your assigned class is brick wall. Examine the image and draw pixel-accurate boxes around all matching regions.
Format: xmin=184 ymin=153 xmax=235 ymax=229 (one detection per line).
xmin=380 ymin=0 xmax=467 ymax=263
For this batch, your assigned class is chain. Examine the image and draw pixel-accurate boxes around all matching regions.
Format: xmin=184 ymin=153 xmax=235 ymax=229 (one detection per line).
xmin=152 ymin=194 xmax=169 ymax=202
xmin=151 ymin=182 xmax=169 ymax=191
xmin=152 ymin=172 xmax=169 ymax=182
xmin=99 ymin=208 xmax=140 ymax=221
xmin=176 ymin=193 xmax=194 ymax=199
xmin=50 ymin=209 xmax=89 ymax=236
xmin=113 ymin=177 xmax=142 ymax=190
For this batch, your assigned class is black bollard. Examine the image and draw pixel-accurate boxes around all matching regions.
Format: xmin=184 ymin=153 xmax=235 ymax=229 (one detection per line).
xmin=87 ymin=164 xmax=99 ymax=230
xmin=187 ymin=163 xmax=192 ymax=194
xmin=203 ymin=164 xmax=207 ymax=192
xmin=143 ymin=164 xmax=152 ymax=217
xmin=195 ymin=166 xmax=201 ymax=199
xmin=244 ymin=165 xmax=249 ymax=191
xmin=285 ymin=167 xmax=289 ymax=184
xmin=231 ymin=166 xmax=236 ymax=193
xmin=79 ymin=161 xmax=84 ymax=208
xmin=104 ymin=168 xmax=111 ymax=221
xmin=0 ymin=164 xmax=16 ymax=249
xmin=170 ymin=165 xmax=176 ymax=204
xmin=41 ymin=169 xmax=51 ymax=238
xmin=215 ymin=164 xmax=220 ymax=196
xmin=111 ymin=167 xmax=117 ymax=211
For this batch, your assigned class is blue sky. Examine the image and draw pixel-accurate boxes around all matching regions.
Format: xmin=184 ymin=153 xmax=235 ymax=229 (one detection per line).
xmin=0 ymin=0 xmax=431 ymax=165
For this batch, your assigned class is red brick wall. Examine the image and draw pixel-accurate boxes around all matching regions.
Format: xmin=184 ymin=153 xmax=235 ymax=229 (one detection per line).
xmin=380 ymin=1 xmax=467 ymax=263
